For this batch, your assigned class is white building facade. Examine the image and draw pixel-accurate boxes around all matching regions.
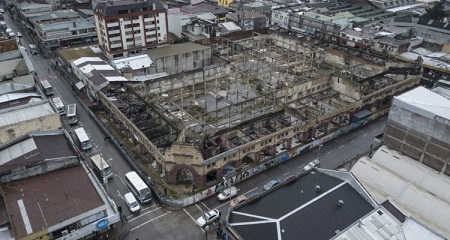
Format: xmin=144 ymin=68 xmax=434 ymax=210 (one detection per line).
xmin=94 ymin=0 xmax=169 ymax=59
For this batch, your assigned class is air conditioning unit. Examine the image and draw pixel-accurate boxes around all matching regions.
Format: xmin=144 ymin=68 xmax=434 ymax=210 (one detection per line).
xmin=62 ymin=230 xmax=69 ymax=236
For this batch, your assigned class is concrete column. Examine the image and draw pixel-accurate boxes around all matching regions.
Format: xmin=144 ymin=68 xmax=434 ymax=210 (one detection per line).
xmin=286 ymin=138 xmax=292 ymax=149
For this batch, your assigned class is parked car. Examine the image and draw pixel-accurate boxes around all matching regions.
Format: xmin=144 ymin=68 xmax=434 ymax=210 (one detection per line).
xmin=16 ymin=32 xmax=22 ymax=38
xmin=0 ymin=9 xmax=4 ymax=14
xmin=196 ymin=209 xmax=221 ymax=227
xmin=217 ymin=186 xmax=238 ymax=201
xmin=303 ymin=159 xmax=321 ymax=172
xmin=124 ymin=192 xmax=141 ymax=214
xmin=230 ymin=195 xmax=247 ymax=207
xmin=263 ymin=179 xmax=281 ymax=191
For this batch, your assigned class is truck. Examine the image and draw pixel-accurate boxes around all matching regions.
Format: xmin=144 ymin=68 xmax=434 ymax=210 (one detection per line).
xmin=29 ymin=44 xmax=38 ymax=55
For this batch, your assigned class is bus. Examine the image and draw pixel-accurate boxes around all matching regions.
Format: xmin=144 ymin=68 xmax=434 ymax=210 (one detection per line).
xmin=40 ymin=80 xmax=54 ymax=96
xmin=66 ymin=104 xmax=78 ymax=124
xmin=74 ymin=127 xmax=92 ymax=151
xmin=51 ymin=97 xmax=66 ymax=115
xmin=91 ymin=154 xmax=113 ymax=180
xmin=124 ymin=171 xmax=152 ymax=204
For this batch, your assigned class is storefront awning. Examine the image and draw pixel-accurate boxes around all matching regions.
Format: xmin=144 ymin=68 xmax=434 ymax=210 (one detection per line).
xmin=75 ymin=81 xmax=85 ymax=90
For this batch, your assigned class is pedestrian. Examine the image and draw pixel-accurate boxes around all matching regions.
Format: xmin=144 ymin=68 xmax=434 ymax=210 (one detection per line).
xmin=370 ymin=144 xmax=373 ymax=150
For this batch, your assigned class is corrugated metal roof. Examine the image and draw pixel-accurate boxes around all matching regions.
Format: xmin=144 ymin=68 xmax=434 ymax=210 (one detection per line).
xmin=0 ymin=83 xmax=33 ymax=95
xmin=0 ymin=59 xmax=21 ymax=78
xmin=393 ymin=86 xmax=450 ymax=120
xmin=351 ymin=146 xmax=450 ymax=239
xmin=145 ymin=42 xmax=210 ymax=59
xmin=219 ymin=22 xmax=242 ymax=32
xmin=0 ymin=138 xmax=36 ymax=166
xmin=112 ymin=55 xmax=153 ymax=70
xmin=0 ymin=102 xmax=55 ymax=127
xmin=0 ymin=93 xmax=40 ymax=104
xmin=72 ymin=57 xmax=103 ymax=66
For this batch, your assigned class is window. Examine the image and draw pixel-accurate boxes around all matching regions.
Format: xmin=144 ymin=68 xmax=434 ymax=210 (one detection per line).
xmin=193 ymin=51 xmax=199 ymax=61
xmin=132 ymin=16 xmax=139 ymax=20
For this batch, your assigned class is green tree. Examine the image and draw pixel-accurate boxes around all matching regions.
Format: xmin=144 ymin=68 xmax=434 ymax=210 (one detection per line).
xmin=423 ymin=0 xmax=448 ymax=21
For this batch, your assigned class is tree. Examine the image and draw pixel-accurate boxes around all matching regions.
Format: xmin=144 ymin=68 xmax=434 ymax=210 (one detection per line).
xmin=423 ymin=0 xmax=448 ymax=21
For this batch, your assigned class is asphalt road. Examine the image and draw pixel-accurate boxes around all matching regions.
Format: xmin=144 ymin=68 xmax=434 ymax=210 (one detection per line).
xmin=4 ymin=11 xmax=386 ymax=239
xmin=125 ymin=117 xmax=386 ymax=240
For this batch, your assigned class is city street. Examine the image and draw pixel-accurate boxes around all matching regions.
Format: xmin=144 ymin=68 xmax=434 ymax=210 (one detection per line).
xmin=4 ymin=9 xmax=386 ymax=239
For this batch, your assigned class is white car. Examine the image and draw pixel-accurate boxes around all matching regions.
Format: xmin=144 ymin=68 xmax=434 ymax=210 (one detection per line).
xmin=0 ymin=9 xmax=4 ymax=14
xmin=217 ymin=186 xmax=238 ymax=201
xmin=303 ymin=159 xmax=321 ymax=172
xmin=16 ymin=32 xmax=22 ymax=38
xmin=196 ymin=209 xmax=220 ymax=227
xmin=124 ymin=192 xmax=141 ymax=214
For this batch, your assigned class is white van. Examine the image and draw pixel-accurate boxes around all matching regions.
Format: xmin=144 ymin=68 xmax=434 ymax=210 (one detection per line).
xmin=124 ymin=192 xmax=141 ymax=213
xmin=217 ymin=186 xmax=238 ymax=201
xmin=66 ymin=104 xmax=78 ymax=124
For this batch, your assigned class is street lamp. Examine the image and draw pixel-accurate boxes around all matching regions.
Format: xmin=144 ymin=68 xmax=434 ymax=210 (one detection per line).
xmin=317 ymin=144 xmax=323 ymax=161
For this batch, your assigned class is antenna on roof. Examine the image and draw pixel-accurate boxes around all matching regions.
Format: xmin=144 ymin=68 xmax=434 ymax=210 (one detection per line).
xmin=315 ymin=185 xmax=321 ymax=193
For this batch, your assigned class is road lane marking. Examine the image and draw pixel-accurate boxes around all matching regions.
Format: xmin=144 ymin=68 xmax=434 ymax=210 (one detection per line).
xmin=298 ymin=165 xmax=305 ymax=169
xmin=195 ymin=204 xmax=203 ymax=212
xmin=130 ymin=211 xmax=172 ymax=232
xmin=184 ymin=209 xmax=204 ymax=233
xmin=339 ymin=145 xmax=344 ymax=148
xmin=201 ymin=202 xmax=210 ymax=211
xmin=351 ymin=139 xmax=355 ymax=143
xmin=242 ymin=187 xmax=258 ymax=196
xmin=326 ymin=151 xmax=331 ymax=155
xmin=128 ymin=206 xmax=164 ymax=223
xmin=363 ymin=133 xmax=368 ymax=137
xmin=118 ymin=176 xmax=127 ymax=188
xmin=283 ymin=172 xmax=290 ymax=176
xmin=372 ymin=129 xmax=378 ymax=132
xmin=117 ymin=190 xmax=122 ymax=199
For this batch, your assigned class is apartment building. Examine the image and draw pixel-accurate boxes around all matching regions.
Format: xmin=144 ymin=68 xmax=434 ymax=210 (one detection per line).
xmin=94 ymin=0 xmax=169 ymax=59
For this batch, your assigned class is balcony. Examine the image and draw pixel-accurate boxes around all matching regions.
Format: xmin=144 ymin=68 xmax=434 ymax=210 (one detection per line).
xmin=107 ymin=22 xmax=119 ymax=28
